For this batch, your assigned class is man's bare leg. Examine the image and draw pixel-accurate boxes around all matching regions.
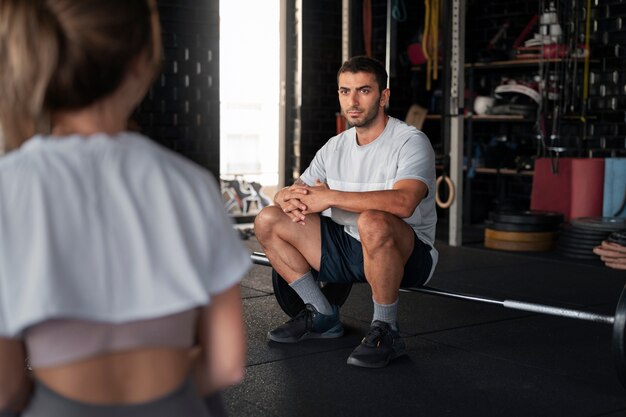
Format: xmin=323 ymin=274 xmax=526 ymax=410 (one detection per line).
xmin=347 ymin=209 xmax=415 ymax=368
xmin=254 ymin=206 xmax=322 ymax=283
xmin=254 ymin=205 xmax=331 ymax=312
xmin=255 ymin=206 xmax=343 ymax=342
xmin=358 ymin=210 xmax=415 ymax=306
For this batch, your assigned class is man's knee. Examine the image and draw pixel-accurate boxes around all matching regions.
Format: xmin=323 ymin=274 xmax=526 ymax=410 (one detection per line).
xmin=254 ymin=206 xmax=284 ymax=238
xmin=357 ymin=210 xmax=396 ymax=248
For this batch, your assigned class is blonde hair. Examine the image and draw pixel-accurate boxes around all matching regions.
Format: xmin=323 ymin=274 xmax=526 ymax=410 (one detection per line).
xmin=0 ymin=122 xmax=5 ymax=155
xmin=0 ymin=0 xmax=161 ymax=150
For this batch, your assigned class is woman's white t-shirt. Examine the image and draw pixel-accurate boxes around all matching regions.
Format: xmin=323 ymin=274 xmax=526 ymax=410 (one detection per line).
xmin=0 ymin=132 xmax=250 ymax=337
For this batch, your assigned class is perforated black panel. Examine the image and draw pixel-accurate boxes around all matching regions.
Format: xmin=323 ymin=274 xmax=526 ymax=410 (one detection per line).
xmin=136 ymin=0 xmax=220 ymax=176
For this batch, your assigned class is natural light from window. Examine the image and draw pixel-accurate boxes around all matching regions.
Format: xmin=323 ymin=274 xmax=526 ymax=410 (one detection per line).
xmin=219 ymin=1 xmax=279 ymax=189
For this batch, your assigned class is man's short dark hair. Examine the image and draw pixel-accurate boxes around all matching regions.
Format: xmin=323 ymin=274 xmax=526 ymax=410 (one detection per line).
xmin=337 ymin=56 xmax=388 ymax=93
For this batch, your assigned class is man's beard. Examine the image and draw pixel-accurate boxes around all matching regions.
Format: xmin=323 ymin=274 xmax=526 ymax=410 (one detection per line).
xmin=344 ymin=101 xmax=380 ymax=128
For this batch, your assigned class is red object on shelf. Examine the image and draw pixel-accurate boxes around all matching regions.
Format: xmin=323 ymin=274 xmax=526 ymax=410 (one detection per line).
xmin=335 ymin=113 xmax=347 ymax=135
xmin=408 ymin=43 xmax=427 ymax=65
xmin=530 ymin=157 xmax=605 ymax=222
xmin=542 ymin=43 xmax=570 ymax=59
xmin=512 ymin=14 xmax=539 ymax=49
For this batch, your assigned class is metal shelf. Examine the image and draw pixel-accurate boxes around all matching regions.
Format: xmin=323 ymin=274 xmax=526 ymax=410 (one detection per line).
xmin=436 ymin=164 xmax=534 ymax=176
xmin=412 ymin=57 xmax=595 ymax=72
xmin=468 ymin=57 xmax=592 ymax=69
xmin=425 ymin=114 xmax=530 ymax=122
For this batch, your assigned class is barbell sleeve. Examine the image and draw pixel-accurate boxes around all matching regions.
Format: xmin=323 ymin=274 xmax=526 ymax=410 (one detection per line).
xmin=502 ymin=300 xmax=614 ymax=324
xmin=251 ymin=252 xmax=272 ymax=266
xmin=403 ymin=287 xmax=503 ymax=306
xmin=406 ymin=287 xmax=614 ymax=324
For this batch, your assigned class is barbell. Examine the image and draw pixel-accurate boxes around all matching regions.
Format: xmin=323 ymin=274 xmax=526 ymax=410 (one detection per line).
xmin=250 ymin=251 xmax=626 ymax=388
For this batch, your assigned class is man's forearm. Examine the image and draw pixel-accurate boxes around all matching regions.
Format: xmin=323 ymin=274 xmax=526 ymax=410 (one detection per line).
xmin=287 ymin=178 xmax=426 ymax=218
xmin=325 ymin=189 xmax=418 ymax=219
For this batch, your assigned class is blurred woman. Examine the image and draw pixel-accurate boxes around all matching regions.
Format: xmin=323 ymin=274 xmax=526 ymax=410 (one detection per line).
xmin=0 ymin=1 xmax=249 ymax=416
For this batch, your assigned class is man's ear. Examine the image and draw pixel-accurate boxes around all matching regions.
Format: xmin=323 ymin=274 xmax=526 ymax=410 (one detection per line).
xmin=380 ymin=88 xmax=390 ymax=107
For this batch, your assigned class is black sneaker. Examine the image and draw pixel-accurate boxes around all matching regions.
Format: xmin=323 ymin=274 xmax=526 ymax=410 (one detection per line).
xmin=346 ymin=320 xmax=406 ymax=368
xmin=267 ymin=304 xmax=344 ymax=343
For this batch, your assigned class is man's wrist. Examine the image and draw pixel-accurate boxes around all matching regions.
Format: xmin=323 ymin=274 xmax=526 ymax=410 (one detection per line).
xmin=273 ymin=187 xmax=288 ymax=205
xmin=325 ymin=189 xmax=339 ymax=209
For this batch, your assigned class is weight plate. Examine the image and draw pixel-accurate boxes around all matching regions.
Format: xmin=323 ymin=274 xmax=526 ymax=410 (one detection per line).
xmin=555 ymin=244 xmax=596 ymax=255
xmin=557 ymin=233 xmax=603 ymax=247
xmin=560 ymin=230 xmax=608 ymax=243
xmin=489 ymin=210 xmax=564 ymax=225
xmin=555 ymin=246 xmax=600 ymax=259
xmin=609 ymin=231 xmax=626 ymax=246
xmin=484 ymin=236 xmax=555 ymax=252
xmin=558 ymin=230 xmax=603 ymax=242
xmin=485 ymin=228 xmax=557 ymax=243
xmin=571 ymin=217 xmax=626 ymax=232
xmin=612 ymin=284 xmax=626 ymax=388
xmin=271 ymin=269 xmax=353 ymax=318
xmin=558 ymin=240 xmax=604 ymax=251
xmin=484 ymin=219 xmax=559 ymax=233
xmin=556 ymin=240 xmax=599 ymax=251
xmin=562 ymin=224 xmax=612 ymax=237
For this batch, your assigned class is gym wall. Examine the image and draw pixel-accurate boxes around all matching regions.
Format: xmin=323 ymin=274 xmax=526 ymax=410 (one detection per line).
xmin=294 ymin=0 xmax=343 ymax=183
xmin=137 ymin=0 xmax=625 ymax=187
xmin=137 ymin=0 xmax=221 ymax=177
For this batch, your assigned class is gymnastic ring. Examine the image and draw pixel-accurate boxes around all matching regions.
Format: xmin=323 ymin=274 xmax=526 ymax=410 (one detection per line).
xmin=435 ymin=175 xmax=455 ymax=209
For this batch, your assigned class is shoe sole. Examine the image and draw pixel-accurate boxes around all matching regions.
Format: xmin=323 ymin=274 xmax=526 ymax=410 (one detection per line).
xmin=267 ymin=324 xmax=344 ymax=344
xmin=346 ymin=350 xmax=406 ymax=368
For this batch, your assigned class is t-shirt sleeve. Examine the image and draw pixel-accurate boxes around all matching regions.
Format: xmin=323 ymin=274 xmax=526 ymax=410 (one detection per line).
xmin=395 ymin=131 xmax=436 ymax=191
xmin=299 ymin=146 xmax=327 ymax=186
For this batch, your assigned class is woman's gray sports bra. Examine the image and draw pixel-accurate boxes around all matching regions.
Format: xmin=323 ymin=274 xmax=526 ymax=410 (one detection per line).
xmin=23 ymin=309 xmax=198 ymax=368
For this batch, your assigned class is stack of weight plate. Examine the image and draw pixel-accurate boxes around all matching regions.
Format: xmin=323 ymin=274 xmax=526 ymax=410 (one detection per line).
xmin=609 ymin=230 xmax=626 ymax=246
xmin=484 ymin=210 xmax=564 ymax=252
xmin=557 ymin=217 xmax=626 ymax=260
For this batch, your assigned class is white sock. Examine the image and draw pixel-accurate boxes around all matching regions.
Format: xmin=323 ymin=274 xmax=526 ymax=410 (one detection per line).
xmin=289 ymin=271 xmax=333 ymax=315
xmin=372 ymin=298 xmax=399 ymax=331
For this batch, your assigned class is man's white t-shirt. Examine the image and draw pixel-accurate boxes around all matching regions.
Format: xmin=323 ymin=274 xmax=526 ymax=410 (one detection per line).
xmin=300 ymin=117 xmax=438 ymax=280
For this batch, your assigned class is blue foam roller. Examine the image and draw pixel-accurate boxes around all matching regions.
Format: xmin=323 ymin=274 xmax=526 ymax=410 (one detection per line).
xmin=604 ymin=158 xmax=626 ymax=218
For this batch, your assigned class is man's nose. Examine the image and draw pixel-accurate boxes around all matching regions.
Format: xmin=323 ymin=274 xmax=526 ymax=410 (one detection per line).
xmin=347 ymin=91 xmax=359 ymax=105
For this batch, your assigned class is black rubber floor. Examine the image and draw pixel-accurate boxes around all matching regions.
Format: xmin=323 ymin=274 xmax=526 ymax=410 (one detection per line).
xmin=224 ymin=236 xmax=626 ymax=417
